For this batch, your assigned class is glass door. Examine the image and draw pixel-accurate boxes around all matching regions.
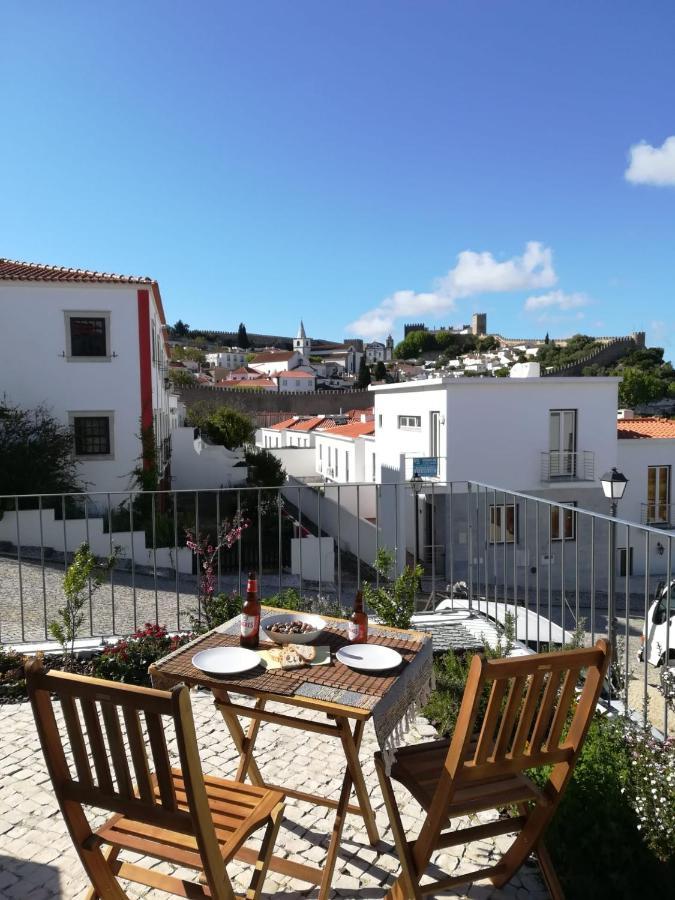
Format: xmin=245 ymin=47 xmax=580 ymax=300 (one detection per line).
xmin=549 ymin=410 xmax=577 ymax=477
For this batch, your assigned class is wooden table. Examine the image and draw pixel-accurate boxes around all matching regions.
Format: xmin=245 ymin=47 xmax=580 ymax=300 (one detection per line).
xmin=150 ymin=610 xmax=433 ymax=898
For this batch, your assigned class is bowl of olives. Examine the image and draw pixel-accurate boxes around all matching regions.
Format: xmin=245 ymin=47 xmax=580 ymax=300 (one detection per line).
xmin=261 ymin=612 xmax=326 ymax=645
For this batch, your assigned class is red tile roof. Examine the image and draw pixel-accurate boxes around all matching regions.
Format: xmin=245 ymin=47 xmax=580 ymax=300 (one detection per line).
xmin=0 ymin=257 xmax=153 ymax=284
xmin=617 ymin=417 xmax=675 ymax=439
xmin=291 ymin=416 xmax=325 ymax=431
xmin=317 ymin=421 xmax=375 ymax=438
xmin=231 ymin=378 xmax=276 ymax=389
xmin=269 ymin=416 xmax=300 ymax=431
xmin=273 ymin=370 xmax=316 ymax=379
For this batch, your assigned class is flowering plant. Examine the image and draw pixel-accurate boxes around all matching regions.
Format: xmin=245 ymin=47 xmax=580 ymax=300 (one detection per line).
xmin=186 ymin=512 xmax=251 ymax=630
xmin=623 ymin=719 xmax=675 ymax=862
xmin=91 ymin=623 xmax=192 ymax=686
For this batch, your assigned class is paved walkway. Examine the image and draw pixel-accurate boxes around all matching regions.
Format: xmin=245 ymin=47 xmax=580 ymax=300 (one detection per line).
xmin=0 ymin=692 xmax=549 ymax=899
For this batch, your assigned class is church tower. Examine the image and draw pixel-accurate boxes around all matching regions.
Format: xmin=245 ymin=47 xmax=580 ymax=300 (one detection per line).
xmin=294 ymin=320 xmax=311 ymax=357
xmin=385 ymin=334 xmax=394 ymax=361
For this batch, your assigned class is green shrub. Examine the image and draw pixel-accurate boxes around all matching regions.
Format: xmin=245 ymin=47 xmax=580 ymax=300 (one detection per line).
xmin=91 ymin=624 xmax=192 ymax=686
xmin=0 ymin=645 xmax=26 ymax=702
xmin=362 ymin=548 xmax=422 ymax=629
xmin=533 ymin=714 xmax=674 ymax=898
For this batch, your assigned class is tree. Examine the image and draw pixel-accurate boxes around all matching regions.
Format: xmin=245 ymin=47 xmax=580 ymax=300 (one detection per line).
xmin=0 ymin=402 xmax=82 ymax=497
xmin=618 ymin=368 xmax=663 ymax=408
xmin=168 ymin=368 xmax=195 ymax=387
xmin=203 ymin=407 xmax=254 ymax=449
xmin=357 ymin=356 xmax=371 ymax=388
xmin=374 ymin=360 xmax=387 ymax=381
xmin=245 ymin=447 xmax=286 ymax=487
xmin=173 ymin=319 xmax=190 ymax=336
xmin=237 ymin=322 xmax=250 ymax=349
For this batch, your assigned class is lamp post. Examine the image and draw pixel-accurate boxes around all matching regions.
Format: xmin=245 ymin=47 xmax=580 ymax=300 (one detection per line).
xmin=601 ymin=467 xmax=629 ymax=685
xmin=410 ymin=473 xmax=423 ymax=570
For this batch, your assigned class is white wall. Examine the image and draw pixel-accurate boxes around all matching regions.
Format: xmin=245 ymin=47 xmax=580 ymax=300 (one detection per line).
xmin=291 ymin=536 xmax=335 ymax=582
xmin=268 ymin=447 xmax=317 ymax=478
xmin=0 ymin=280 xmax=172 ymax=495
xmin=371 ymin=376 xmax=620 ymax=498
xmin=617 ymin=437 xmax=675 ymax=529
xmin=170 ymin=427 xmax=248 ymax=490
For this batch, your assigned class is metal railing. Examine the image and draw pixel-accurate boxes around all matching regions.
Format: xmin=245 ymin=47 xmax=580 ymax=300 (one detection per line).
xmin=641 ymin=501 xmax=675 ymax=528
xmin=541 ymin=450 xmax=594 ymax=481
xmin=0 ymin=479 xmax=672 ymax=737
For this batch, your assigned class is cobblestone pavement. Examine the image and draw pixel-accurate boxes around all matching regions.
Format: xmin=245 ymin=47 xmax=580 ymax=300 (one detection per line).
xmin=0 ymin=692 xmax=549 ymax=899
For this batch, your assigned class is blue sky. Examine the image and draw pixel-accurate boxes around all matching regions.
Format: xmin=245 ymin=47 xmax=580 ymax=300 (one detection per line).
xmin=1 ymin=1 xmax=674 ymax=356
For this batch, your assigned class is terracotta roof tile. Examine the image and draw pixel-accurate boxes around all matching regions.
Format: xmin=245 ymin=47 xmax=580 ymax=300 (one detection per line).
xmin=269 ymin=416 xmax=300 ymax=431
xmin=291 ymin=416 xmax=325 ymax=431
xmin=317 ymin=421 xmax=375 ymax=438
xmin=617 ymin=417 xmax=675 ymax=439
xmin=273 ymin=370 xmax=316 ymax=379
xmin=0 ymin=257 xmax=153 ymax=284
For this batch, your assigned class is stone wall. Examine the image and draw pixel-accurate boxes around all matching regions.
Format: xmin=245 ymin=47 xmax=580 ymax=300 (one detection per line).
xmin=541 ymin=335 xmax=643 ymax=377
xmin=177 ymin=384 xmax=373 ymax=416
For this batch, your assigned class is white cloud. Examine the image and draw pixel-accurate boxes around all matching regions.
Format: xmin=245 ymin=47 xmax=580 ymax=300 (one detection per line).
xmin=625 ymin=136 xmax=675 ymax=186
xmin=347 ymin=241 xmax=557 ymax=339
xmin=523 ymin=290 xmax=590 ymax=313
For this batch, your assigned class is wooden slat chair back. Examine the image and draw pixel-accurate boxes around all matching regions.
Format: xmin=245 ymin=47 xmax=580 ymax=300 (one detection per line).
xmin=375 ymin=639 xmax=610 ymax=900
xmin=25 ymin=658 xmax=284 ymax=900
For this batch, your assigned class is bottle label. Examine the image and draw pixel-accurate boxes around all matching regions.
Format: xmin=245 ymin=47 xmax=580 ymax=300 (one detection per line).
xmin=241 ymin=613 xmax=259 ymax=638
xmin=348 ymin=621 xmax=366 ymax=642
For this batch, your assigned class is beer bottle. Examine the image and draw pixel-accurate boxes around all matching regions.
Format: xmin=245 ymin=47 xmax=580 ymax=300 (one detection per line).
xmin=348 ymin=589 xmax=368 ymax=644
xmin=240 ymin=571 xmax=261 ymax=649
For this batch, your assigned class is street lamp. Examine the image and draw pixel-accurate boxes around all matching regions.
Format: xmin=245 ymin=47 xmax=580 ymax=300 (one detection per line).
xmin=601 ymin=467 xmax=629 ymax=517
xmin=600 ymin=467 xmax=629 ymax=690
xmin=410 ymin=473 xmax=423 ymax=569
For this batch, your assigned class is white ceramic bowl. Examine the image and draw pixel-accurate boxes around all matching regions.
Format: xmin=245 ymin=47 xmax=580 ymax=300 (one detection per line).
xmin=261 ymin=612 xmax=326 ymax=645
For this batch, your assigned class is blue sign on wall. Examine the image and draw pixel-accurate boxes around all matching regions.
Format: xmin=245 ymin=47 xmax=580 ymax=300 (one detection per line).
xmin=412 ymin=457 xmax=438 ymax=477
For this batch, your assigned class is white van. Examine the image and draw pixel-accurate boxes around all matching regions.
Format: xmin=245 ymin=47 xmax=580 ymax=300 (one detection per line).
xmin=641 ymin=581 xmax=675 ymax=667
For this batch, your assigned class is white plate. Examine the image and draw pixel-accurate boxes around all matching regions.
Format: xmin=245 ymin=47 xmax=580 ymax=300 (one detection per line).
xmin=336 ymin=644 xmax=403 ymax=672
xmin=192 ymin=647 xmax=260 ymax=676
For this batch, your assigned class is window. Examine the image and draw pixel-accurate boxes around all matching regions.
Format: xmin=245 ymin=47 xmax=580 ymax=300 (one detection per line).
xmin=378 ymin=414 xmax=383 ymax=428
xmin=66 ymin=313 xmax=110 ymax=358
xmin=489 ymin=504 xmax=517 ymax=543
xmin=398 ymin=415 xmax=421 ymax=429
xmin=549 ymin=409 xmax=577 ymax=476
xmin=345 ymin=452 xmax=350 ymax=482
xmin=647 ymin=466 xmax=670 ymax=524
xmin=618 ymin=547 xmax=634 ymax=577
xmin=551 ymin=502 xmax=577 ymax=540
xmin=70 ymin=413 xmax=113 ymax=457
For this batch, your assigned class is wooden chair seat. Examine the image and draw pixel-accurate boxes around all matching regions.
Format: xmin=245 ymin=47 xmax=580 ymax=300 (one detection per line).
xmin=375 ymin=641 xmax=611 ymax=900
xmin=390 ymin=738 xmax=543 ymax=816
xmin=97 ymin=769 xmax=284 ymax=869
xmin=25 ymin=660 xmax=286 ymax=899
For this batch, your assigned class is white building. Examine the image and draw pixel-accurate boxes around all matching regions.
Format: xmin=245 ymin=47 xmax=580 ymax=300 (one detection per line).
xmin=365 ymin=341 xmax=386 ymax=364
xmin=259 ymin=415 xmax=326 ymax=449
xmin=293 ymin=321 xmax=311 ymax=357
xmin=315 ymin=421 xmax=375 ymax=483
xmin=617 ymin=416 xmax=675 ymax=532
xmin=272 ymin=370 xmax=317 ymax=392
xmin=206 ymin=348 xmax=247 ymax=369
xmin=0 ymin=257 xmax=172 ymax=496
xmin=249 ymin=350 xmax=302 ymax=375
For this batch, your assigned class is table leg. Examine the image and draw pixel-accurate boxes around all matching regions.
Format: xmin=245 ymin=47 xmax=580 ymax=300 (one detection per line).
xmin=319 ymin=718 xmax=380 ymax=899
xmin=213 ymin=689 xmax=265 ymax=787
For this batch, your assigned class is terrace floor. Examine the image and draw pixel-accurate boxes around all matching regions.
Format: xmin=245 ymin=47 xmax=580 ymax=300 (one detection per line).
xmin=0 ymin=691 xmax=549 ymax=899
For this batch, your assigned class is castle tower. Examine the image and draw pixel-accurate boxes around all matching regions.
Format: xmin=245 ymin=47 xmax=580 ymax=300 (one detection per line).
xmin=385 ymin=334 xmax=394 ymax=361
xmin=293 ymin=320 xmax=311 ymax=356
xmin=471 ymin=312 xmax=487 ymax=336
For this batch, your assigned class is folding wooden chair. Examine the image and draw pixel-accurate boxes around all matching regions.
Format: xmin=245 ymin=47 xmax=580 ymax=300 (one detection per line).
xmin=25 ymin=658 xmax=285 ymax=899
xmin=375 ymin=639 xmax=610 ymax=900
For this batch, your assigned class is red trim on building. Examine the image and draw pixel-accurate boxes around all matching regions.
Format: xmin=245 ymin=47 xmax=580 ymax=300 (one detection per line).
xmin=137 ymin=290 xmax=153 ymax=445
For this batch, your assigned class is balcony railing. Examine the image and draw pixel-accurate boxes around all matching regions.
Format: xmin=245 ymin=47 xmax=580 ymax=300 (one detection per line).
xmin=541 ymin=450 xmax=594 ymax=482
xmin=0 ymin=479 xmax=673 ymax=738
xmin=641 ymin=501 xmax=674 ymax=528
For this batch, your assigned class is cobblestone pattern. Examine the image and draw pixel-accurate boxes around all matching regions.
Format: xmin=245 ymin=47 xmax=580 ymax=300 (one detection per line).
xmin=0 ymin=693 xmax=549 ymax=899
